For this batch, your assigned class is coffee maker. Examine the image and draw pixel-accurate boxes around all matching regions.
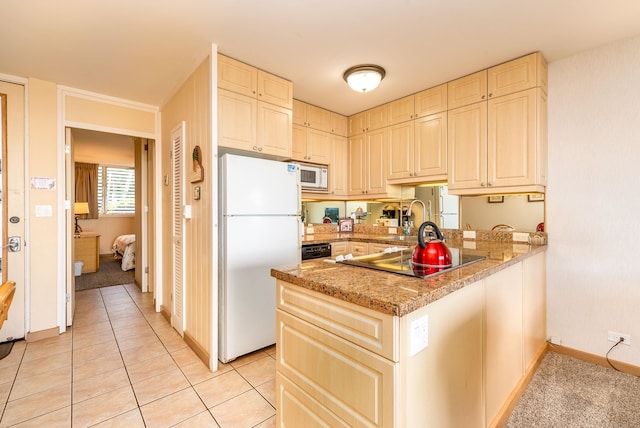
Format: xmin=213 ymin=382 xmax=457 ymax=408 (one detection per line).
xmin=381 ymin=207 xmax=399 ymax=220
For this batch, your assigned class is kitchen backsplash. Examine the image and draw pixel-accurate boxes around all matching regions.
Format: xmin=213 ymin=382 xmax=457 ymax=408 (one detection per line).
xmin=304 ymin=223 xmax=547 ymax=245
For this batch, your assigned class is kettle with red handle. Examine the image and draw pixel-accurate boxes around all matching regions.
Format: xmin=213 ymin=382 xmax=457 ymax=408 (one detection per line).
xmin=411 ymin=221 xmax=452 ymax=276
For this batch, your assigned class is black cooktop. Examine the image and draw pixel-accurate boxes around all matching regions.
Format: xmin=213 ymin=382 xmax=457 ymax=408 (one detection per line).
xmin=338 ymin=248 xmax=485 ymax=278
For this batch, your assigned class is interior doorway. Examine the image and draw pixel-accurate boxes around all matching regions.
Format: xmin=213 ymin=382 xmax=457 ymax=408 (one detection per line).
xmin=66 ymin=128 xmax=156 ymax=325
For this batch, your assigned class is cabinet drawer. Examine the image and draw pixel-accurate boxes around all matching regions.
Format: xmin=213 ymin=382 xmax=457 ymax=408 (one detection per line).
xmin=277 ymin=309 xmax=396 ymax=427
xmin=276 ymin=280 xmax=397 ymax=361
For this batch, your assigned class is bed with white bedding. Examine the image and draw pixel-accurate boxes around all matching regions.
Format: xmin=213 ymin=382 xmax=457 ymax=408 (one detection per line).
xmin=112 ymin=234 xmax=135 ymax=271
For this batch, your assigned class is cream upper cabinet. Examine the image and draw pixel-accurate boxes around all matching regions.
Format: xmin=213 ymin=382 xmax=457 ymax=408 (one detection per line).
xmin=330 ymin=136 xmax=349 ymax=198
xmin=218 ymin=55 xmax=292 ymax=157
xmin=218 ymin=88 xmax=292 ymax=157
xmin=218 ymin=89 xmax=257 ymax=151
xmin=387 ymin=121 xmax=414 ymax=180
xmin=388 ymin=95 xmax=415 ymax=125
xmin=348 ymin=134 xmax=366 ymax=194
xmin=348 ymin=104 xmax=389 ymax=135
xmin=447 ymin=53 xmax=547 ymax=195
xmin=448 ymin=88 xmax=547 ymax=194
xmin=388 ymin=112 xmax=447 ymax=183
xmin=414 ymin=112 xmax=447 ymax=180
xmin=292 ymin=111 xmax=331 ymax=164
xmin=218 ymin=54 xmax=258 ymax=97
xmin=294 ymin=99 xmax=348 ymax=137
xmin=415 ymin=83 xmax=447 ymax=117
xmin=447 ymin=70 xmax=488 ymax=110
xmin=349 ymin=128 xmax=389 ymax=198
xmin=256 ymin=101 xmax=292 ymax=157
xmin=293 ymin=99 xmax=331 ymax=132
xmin=218 ymin=54 xmax=292 ymax=109
xmin=331 ymin=112 xmax=348 ymax=137
xmin=487 ymin=88 xmax=546 ymax=189
xmin=447 ymin=101 xmax=488 ymax=190
xmin=257 ymin=70 xmax=293 ymax=109
xmin=348 ymin=111 xmax=366 ymax=135
xmin=488 ymin=52 xmax=548 ymax=99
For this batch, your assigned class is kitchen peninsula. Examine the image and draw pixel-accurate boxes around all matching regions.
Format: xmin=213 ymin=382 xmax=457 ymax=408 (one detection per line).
xmin=271 ymin=234 xmax=546 ymax=427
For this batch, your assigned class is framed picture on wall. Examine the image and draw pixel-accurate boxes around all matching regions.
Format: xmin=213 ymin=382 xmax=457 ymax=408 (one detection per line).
xmin=528 ymin=193 xmax=545 ymax=202
xmin=488 ymin=195 xmax=504 ymax=203
xmin=338 ymin=218 xmax=354 ymax=232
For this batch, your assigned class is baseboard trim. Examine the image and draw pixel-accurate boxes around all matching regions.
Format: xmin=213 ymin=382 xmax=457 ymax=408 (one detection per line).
xmin=184 ymin=330 xmax=211 ymax=369
xmin=548 ymin=342 xmax=640 ymax=377
xmin=490 ymin=342 xmax=548 ymax=428
xmin=26 ymin=327 xmax=59 ymax=342
xmin=160 ymin=305 xmax=171 ymax=323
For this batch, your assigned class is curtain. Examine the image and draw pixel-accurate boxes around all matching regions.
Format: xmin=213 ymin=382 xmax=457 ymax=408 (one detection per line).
xmin=75 ymin=162 xmax=98 ymax=219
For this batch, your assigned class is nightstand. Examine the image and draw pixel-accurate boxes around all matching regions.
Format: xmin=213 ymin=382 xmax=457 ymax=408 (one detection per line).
xmin=73 ymin=232 xmax=101 ymax=273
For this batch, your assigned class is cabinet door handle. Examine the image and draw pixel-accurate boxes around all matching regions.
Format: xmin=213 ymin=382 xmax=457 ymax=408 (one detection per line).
xmin=481 ymin=95 xmax=486 ymax=100
xmin=481 ymin=182 xmax=486 ymax=187
xmin=253 ymin=146 xmax=258 ymax=151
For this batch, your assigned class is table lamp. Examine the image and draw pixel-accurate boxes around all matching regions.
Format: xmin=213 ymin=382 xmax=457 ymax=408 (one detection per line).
xmin=74 ymin=202 xmax=90 ymax=234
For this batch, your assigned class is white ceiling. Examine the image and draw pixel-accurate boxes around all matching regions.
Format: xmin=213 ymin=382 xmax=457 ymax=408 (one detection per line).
xmin=1 ymin=0 xmax=639 ymax=116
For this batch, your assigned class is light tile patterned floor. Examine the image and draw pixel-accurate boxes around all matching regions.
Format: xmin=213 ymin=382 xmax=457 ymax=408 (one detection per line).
xmin=0 ymin=283 xmax=276 ymax=427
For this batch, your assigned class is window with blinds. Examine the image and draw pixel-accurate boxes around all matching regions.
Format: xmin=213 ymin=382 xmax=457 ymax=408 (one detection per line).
xmin=97 ymin=166 xmax=135 ymax=214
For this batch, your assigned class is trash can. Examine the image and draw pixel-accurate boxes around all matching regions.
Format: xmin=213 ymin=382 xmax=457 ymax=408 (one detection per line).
xmin=74 ymin=261 xmax=84 ymax=277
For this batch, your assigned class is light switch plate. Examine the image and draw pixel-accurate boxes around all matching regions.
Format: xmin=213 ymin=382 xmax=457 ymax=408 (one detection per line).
xmin=409 ymin=315 xmax=428 ymax=356
xmin=513 ymin=232 xmax=530 ymax=242
xmin=35 ymin=205 xmax=53 ymax=217
xmin=463 ymin=230 xmax=476 ymax=239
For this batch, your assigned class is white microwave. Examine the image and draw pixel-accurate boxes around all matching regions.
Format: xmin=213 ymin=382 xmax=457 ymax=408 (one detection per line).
xmin=298 ymin=163 xmax=328 ymax=191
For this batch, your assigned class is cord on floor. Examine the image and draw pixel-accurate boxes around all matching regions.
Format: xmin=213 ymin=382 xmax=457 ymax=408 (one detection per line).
xmin=606 ymin=337 xmax=624 ymax=372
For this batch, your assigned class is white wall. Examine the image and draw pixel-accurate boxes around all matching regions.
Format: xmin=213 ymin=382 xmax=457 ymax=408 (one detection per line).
xmin=547 ymin=35 xmax=640 ymax=364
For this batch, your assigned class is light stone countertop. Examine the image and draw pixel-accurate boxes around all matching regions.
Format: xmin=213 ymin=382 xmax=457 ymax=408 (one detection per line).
xmin=272 ymin=236 xmax=546 ymax=317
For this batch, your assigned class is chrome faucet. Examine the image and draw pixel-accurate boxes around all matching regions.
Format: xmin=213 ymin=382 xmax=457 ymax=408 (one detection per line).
xmin=407 ymin=199 xmax=427 ymax=226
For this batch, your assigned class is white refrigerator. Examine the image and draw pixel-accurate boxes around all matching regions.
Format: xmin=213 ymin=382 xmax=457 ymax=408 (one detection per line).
xmin=219 ymin=154 xmax=301 ymax=363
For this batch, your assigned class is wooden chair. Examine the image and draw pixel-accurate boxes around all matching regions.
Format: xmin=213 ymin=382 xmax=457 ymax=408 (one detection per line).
xmin=0 ymin=281 xmax=16 ymax=330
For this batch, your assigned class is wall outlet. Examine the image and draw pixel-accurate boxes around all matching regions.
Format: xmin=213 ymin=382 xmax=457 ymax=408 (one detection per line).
xmin=306 ymin=227 xmax=314 ymax=235
xmin=549 ymin=336 xmax=562 ymax=345
xmin=388 ymin=227 xmax=397 ymax=234
xmin=409 ymin=315 xmax=429 ymax=356
xmin=512 ymin=232 xmax=530 ymax=242
xmin=463 ymin=230 xmax=476 ymax=239
xmin=608 ymin=331 xmax=631 ymax=345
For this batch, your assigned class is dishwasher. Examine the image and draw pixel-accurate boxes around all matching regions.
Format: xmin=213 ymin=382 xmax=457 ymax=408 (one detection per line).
xmin=301 ymin=243 xmax=332 ymax=260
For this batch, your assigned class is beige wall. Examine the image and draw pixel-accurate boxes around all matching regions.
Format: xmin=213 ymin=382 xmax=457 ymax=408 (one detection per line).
xmin=28 ymin=78 xmax=59 ymax=333
xmin=547 ymin=34 xmax=640 ymax=364
xmin=160 ymin=55 xmax=214 ymax=366
xmin=20 ymin=83 xmax=159 ymax=337
xmin=79 ymin=216 xmax=135 ymax=254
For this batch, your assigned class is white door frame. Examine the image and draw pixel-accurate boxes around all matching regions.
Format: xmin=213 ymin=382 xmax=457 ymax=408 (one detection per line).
xmin=0 ymin=79 xmax=27 ymax=341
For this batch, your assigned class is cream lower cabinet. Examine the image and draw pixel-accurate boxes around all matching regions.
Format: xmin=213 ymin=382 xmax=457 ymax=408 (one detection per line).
xmin=276 ymin=250 xmax=547 ymax=428
xmin=485 ymin=262 xmax=524 ymax=426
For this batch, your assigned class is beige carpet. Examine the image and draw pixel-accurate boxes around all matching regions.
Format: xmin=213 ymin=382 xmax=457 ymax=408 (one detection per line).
xmin=75 ymin=254 xmax=135 ymax=291
xmin=506 ymin=351 xmax=640 ymax=427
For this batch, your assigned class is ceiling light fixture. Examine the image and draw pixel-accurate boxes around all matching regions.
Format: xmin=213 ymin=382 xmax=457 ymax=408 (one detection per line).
xmin=343 ymin=64 xmax=386 ymax=93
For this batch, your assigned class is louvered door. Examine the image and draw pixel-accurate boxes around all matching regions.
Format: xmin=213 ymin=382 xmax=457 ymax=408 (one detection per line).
xmin=171 ymin=123 xmax=185 ymax=335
